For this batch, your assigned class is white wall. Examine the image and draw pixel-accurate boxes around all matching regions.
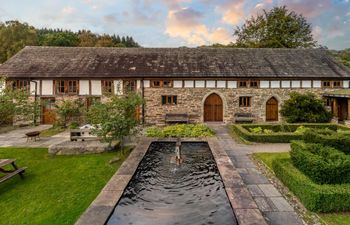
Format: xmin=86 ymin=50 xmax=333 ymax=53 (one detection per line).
xmin=114 ymin=80 xmax=123 ymax=95
xmin=144 ymin=80 xmax=150 ymax=88
xmin=260 ymin=81 xmax=269 ymax=88
xmin=41 ymin=80 xmax=53 ymax=95
xmin=217 ymin=80 xmax=226 ymax=88
xmin=184 ymin=80 xmax=194 ymax=88
xmin=227 ymin=81 xmax=237 ymax=88
xmin=137 ymin=80 xmax=141 ymax=90
xmin=195 ymin=80 xmax=205 ymax=88
xmin=344 ymin=80 xmax=350 ymax=88
xmin=281 ymin=81 xmax=290 ymax=88
xmin=270 ymin=81 xmax=280 ymax=88
xmin=91 ymin=80 xmax=102 ymax=95
xmin=291 ymin=80 xmax=301 ymax=88
xmin=173 ymin=80 xmax=183 ymax=88
xmin=302 ymin=80 xmax=312 ymax=88
xmin=313 ymin=80 xmax=321 ymax=88
xmin=30 ymin=80 xmax=41 ymax=95
xmin=79 ymin=80 xmax=90 ymax=95
xmin=206 ymin=80 xmax=216 ymax=88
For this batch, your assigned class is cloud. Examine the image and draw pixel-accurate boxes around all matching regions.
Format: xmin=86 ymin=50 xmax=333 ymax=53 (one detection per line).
xmin=278 ymin=0 xmax=332 ymax=18
xmin=312 ymin=25 xmax=323 ymax=41
xmin=61 ymin=6 xmax=75 ymax=15
xmin=215 ymin=0 xmax=245 ymax=25
xmin=165 ymin=7 xmax=232 ymax=45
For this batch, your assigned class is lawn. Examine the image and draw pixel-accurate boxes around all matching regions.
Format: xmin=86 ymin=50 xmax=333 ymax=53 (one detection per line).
xmin=0 ymin=147 xmax=130 ymax=225
xmin=40 ymin=126 xmax=66 ymax=137
xmin=254 ymin=152 xmax=350 ymax=225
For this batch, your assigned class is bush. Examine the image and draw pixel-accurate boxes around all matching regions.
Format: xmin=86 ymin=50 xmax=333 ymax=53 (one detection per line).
xmin=303 ymin=129 xmax=350 ymax=154
xmin=281 ymin=92 xmax=333 ymax=123
xmin=272 ymin=158 xmax=350 ymax=212
xmin=145 ymin=124 xmax=215 ymax=138
xmin=290 ymin=141 xmax=350 ymax=184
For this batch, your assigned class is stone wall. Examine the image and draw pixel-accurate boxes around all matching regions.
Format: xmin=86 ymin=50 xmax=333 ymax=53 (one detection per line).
xmin=143 ymin=87 xmax=336 ymax=125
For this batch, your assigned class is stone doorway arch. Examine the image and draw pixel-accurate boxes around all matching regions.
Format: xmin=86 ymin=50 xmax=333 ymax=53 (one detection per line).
xmin=204 ymin=93 xmax=223 ymax=122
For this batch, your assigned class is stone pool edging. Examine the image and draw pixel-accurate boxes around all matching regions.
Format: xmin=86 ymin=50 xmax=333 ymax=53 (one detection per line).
xmin=207 ymin=137 xmax=268 ymax=225
xmin=76 ymin=137 xmax=268 ymax=225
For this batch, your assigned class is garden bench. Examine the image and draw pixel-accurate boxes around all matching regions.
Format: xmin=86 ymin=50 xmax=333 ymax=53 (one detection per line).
xmin=25 ymin=131 xmax=41 ymax=142
xmin=234 ymin=113 xmax=255 ymax=123
xmin=165 ymin=113 xmax=189 ymax=124
xmin=70 ymin=129 xmax=99 ymax=141
xmin=0 ymin=159 xmax=26 ymax=184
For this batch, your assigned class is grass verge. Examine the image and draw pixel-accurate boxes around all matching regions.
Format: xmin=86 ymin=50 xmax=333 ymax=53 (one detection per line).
xmin=40 ymin=127 xmax=66 ymax=137
xmin=0 ymin=147 xmax=130 ymax=225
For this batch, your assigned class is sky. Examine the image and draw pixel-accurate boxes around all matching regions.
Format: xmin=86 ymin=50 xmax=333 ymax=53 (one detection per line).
xmin=0 ymin=0 xmax=349 ymax=49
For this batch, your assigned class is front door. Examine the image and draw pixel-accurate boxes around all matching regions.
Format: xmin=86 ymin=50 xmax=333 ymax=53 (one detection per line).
xmin=204 ymin=93 xmax=223 ymax=122
xmin=41 ymin=98 xmax=56 ymax=124
xmin=266 ymin=97 xmax=278 ymax=121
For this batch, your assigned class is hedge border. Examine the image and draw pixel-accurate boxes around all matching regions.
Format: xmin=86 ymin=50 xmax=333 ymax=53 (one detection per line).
xmin=272 ymin=158 xmax=350 ymax=212
xmin=231 ymin=123 xmax=350 ymax=143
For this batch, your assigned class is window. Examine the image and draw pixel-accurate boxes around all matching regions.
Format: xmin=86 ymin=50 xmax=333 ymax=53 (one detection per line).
xmin=124 ymin=80 xmax=137 ymax=93
xmin=162 ymin=95 xmax=177 ymax=105
xmin=151 ymin=80 xmax=173 ymax=88
xmin=55 ymin=80 xmax=79 ymax=94
xmin=11 ymin=80 xmax=30 ymax=91
xmin=238 ymin=81 xmax=247 ymax=88
xmin=239 ymin=96 xmax=251 ymax=107
xmin=102 ymin=80 xmax=113 ymax=94
xmin=250 ymin=80 xmax=259 ymax=88
xmin=333 ymin=81 xmax=342 ymax=88
xmin=322 ymin=81 xmax=331 ymax=88
xmin=325 ymin=98 xmax=332 ymax=107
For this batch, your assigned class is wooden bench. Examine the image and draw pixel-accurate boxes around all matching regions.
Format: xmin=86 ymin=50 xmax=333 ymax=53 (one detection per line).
xmin=165 ymin=113 xmax=189 ymax=124
xmin=70 ymin=129 xmax=99 ymax=141
xmin=25 ymin=131 xmax=41 ymax=142
xmin=234 ymin=113 xmax=255 ymax=123
xmin=0 ymin=159 xmax=26 ymax=184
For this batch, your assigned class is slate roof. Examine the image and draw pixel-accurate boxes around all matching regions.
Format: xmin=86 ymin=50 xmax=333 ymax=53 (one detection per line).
xmin=324 ymin=89 xmax=350 ymax=98
xmin=0 ymin=46 xmax=350 ymax=79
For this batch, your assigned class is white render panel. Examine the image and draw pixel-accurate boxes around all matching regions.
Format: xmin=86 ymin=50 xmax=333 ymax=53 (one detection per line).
xmin=206 ymin=80 xmax=216 ymax=88
xmin=195 ymin=80 xmax=205 ymax=88
xmin=114 ymin=80 xmax=123 ymax=95
xmin=291 ymin=80 xmax=301 ymax=88
xmin=270 ymin=81 xmax=280 ymax=88
xmin=313 ymin=80 xmax=321 ymax=88
xmin=137 ymin=80 xmax=141 ymax=89
xmin=217 ymin=80 xmax=226 ymax=88
xmin=184 ymin=80 xmax=194 ymax=88
xmin=0 ymin=80 xmax=4 ymax=94
xmin=79 ymin=80 xmax=90 ymax=95
xmin=260 ymin=81 xmax=269 ymax=88
xmin=302 ymin=80 xmax=312 ymax=88
xmin=91 ymin=80 xmax=102 ymax=95
xmin=144 ymin=80 xmax=150 ymax=88
xmin=173 ymin=80 xmax=183 ymax=88
xmin=281 ymin=81 xmax=290 ymax=88
xmin=41 ymin=80 xmax=53 ymax=95
xmin=227 ymin=81 xmax=237 ymax=88
xmin=343 ymin=80 xmax=350 ymax=88
xmin=30 ymin=80 xmax=41 ymax=95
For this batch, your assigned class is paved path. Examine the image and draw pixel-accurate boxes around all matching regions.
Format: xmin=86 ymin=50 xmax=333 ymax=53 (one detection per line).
xmin=0 ymin=125 xmax=69 ymax=148
xmin=209 ymin=124 xmax=303 ymax=225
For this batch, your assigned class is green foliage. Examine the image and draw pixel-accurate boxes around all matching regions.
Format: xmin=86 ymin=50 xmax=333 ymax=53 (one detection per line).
xmin=145 ymin=124 xmax=215 ymax=138
xmin=234 ymin=6 xmax=316 ymax=48
xmin=55 ymin=98 xmax=85 ymax=127
xmin=290 ymin=141 xmax=350 ymax=184
xmin=332 ymin=49 xmax=350 ymax=68
xmin=302 ymin=129 xmax=350 ymax=154
xmin=272 ymin=158 xmax=350 ymax=212
xmin=87 ymin=94 xmax=143 ymax=145
xmin=281 ymin=92 xmax=333 ymax=123
xmin=249 ymin=127 xmax=263 ymax=133
xmin=40 ymin=31 xmax=79 ymax=46
xmin=293 ymin=125 xmax=310 ymax=134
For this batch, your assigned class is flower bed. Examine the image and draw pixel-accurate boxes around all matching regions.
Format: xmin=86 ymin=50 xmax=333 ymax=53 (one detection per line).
xmin=145 ymin=124 xmax=215 ymax=138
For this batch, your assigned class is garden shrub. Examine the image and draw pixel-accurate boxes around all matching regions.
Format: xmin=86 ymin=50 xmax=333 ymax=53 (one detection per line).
xmin=272 ymin=158 xmax=350 ymax=212
xmin=146 ymin=124 xmax=215 ymax=138
xmin=303 ymin=129 xmax=350 ymax=154
xmin=290 ymin=141 xmax=350 ymax=184
xmin=280 ymin=92 xmax=333 ymax=123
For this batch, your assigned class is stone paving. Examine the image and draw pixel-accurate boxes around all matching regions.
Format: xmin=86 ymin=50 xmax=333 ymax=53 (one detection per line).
xmin=209 ymin=123 xmax=304 ymax=225
xmin=0 ymin=125 xmax=69 ymax=147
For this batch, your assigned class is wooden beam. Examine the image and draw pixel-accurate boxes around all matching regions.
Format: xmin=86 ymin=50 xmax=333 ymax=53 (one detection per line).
xmin=333 ymin=99 xmax=338 ymax=117
xmin=348 ymin=99 xmax=350 ymax=120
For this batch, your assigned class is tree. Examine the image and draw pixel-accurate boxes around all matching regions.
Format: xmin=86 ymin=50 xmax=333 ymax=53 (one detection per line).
xmin=0 ymin=21 xmax=38 ymax=63
xmin=41 ymin=31 xmax=79 ymax=46
xmin=87 ymin=94 xmax=143 ymax=146
xmin=234 ymin=6 xmax=317 ymax=48
xmin=95 ymin=35 xmax=114 ymax=47
xmin=55 ymin=98 xmax=84 ymax=127
xmin=78 ymin=30 xmax=97 ymax=47
xmin=281 ymin=92 xmax=332 ymax=123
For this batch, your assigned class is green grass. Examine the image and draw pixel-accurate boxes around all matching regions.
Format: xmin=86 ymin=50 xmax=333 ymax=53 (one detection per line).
xmin=0 ymin=147 xmax=130 ymax=225
xmin=40 ymin=127 xmax=66 ymax=137
xmin=145 ymin=124 xmax=215 ymax=138
xmin=254 ymin=152 xmax=350 ymax=225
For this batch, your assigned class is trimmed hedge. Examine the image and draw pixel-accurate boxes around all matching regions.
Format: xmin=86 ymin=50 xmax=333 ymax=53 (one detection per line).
xmin=303 ymin=129 xmax=350 ymax=154
xmin=231 ymin=123 xmax=350 ymax=143
xmin=145 ymin=124 xmax=215 ymax=138
xmin=272 ymin=158 xmax=350 ymax=212
xmin=290 ymin=141 xmax=350 ymax=184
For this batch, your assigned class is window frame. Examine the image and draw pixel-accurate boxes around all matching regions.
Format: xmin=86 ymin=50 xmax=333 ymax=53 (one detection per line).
xmin=55 ymin=80 xmax=79 ymax=95
xmin=101 ymin=80 xmax=114 ymax=94
xmin=161 ymin=95 xmax=177 ymax=105
xmin=11 ymin=80 xmax=30 ymax=92
xmin=151 ymin=80 xmax=173 ymax=88
xmin=123 ymin=80 xmax=137 ymax=93
xmin=239 ymin=96 xmax=252 ymax=107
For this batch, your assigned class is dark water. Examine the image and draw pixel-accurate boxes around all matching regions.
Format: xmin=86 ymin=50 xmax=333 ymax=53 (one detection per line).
xmin=107 ymin=142 xmax=237 ymax=225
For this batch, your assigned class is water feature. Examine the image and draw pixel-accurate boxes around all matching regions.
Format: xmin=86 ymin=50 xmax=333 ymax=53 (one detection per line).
xmin=107 ymin=142 xmax=237 ymax=225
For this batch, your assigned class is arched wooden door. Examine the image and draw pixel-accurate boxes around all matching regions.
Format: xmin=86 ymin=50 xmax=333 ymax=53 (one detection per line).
xmin=266 ymin=97 xmax=278 ymax=121
xmin=204 ymin=93 xmax=223 ymax=122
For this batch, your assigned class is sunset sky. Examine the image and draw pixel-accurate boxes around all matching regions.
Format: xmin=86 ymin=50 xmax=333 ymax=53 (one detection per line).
xmin=0 ymin=0 xmax=349 ymax=49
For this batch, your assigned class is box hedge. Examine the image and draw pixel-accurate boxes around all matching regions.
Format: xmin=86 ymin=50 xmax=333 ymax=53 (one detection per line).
xmin=231 ymin=123 xmax=349 ymax=143
xmin=272 ymin=158 xmax=350 ymax=212
xmin=290 ymin=141 xmax=350 ymax=184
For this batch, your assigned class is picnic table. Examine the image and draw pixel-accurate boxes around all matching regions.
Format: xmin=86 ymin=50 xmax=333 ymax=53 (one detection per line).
xmin=0 ymin=159 xmax=26 ymax=183
xmin=25 ymin=131 xmax=41 ymax=142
